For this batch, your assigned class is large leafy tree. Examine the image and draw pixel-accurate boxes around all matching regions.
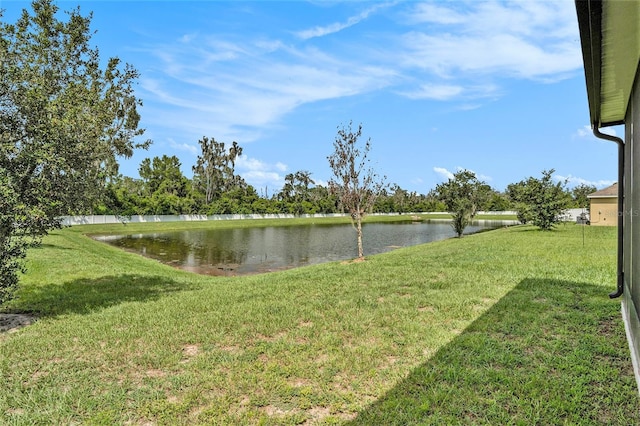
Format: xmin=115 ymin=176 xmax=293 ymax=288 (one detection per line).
xmin=435 ymin=170 xmax=489 ymax=237
xmin=571 ymin=183 xmax=597 ymax=210
xmin=507 ymin=169 xmax=570 ymax=230
xmin=0 ymin=0 xmax=149 ymax=303
xmin=327 ymin=121 xmax=387 ymax=259
xmin=138 ymin=155 xmax=192 ymax=214
xmin=98 ymin=175 xmax=145 ymax=216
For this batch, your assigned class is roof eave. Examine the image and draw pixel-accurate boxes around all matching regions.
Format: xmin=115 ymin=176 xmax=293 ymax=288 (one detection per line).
xmin=576 ymin=0 xmax=603 ymax=128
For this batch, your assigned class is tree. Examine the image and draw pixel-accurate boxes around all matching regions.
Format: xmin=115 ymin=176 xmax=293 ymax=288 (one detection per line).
xmin=484 ymin=191 xmax=512 ymax=212
xmin=192 ymin=137 xmax=243 ymax=204
xmin=571 ymin=183 xmax=597 ymax=210
xmin=0 ymin=0 xmax=149 ymax=303
xmin=101 ymin=176 xmax=145 ymax=216
xmin=308 ymin=185 xmax=339 ymax=214
xmin=505 ymin=182 xmax=532 ymax=224
xmin=391 ymin=184 xmax=409 ymax=214
xmin=277 ymin=170 xmax=315 ymax=215
xmin=418 ymin=190 xmax=447 ymax=212
xmin=435 ymin=170 xmax=489 ymax=237
xmin=327 ymin=121 xmax=387 ymax=259
xmin=138 ymin=155 xmax=191 ymax=214
xmin=507 ymin=169 xmax=570 ymax=230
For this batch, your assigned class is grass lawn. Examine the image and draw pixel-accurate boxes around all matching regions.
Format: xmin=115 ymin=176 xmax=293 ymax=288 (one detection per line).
xmin=1 ymin=218 xmax=638 ymax=424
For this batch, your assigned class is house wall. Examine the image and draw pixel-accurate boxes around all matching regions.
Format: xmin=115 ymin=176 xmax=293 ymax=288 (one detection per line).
xmin=589 ymin=198 xmax=619 ymax=226
xmin=623 ymin=67 xmax=640 ymax=393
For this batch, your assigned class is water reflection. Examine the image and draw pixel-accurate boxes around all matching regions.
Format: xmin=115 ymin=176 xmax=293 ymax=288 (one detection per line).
xmin=94 ymin=220 xmax=509 ymax=276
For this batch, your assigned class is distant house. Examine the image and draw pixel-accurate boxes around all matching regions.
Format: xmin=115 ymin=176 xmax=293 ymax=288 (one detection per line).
xmin=587 ymin=183 xmax=618 ymax=226
xmin=576 ymin=0 xmax=640 ymax=393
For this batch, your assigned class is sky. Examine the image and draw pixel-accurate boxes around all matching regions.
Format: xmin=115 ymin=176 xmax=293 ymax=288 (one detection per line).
xmin=1 ymin=0 xmax=620 ymax=196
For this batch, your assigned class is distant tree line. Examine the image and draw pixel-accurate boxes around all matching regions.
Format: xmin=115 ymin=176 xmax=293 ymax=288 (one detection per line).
xmin=94 ymin=141 xmax=596 ymax=221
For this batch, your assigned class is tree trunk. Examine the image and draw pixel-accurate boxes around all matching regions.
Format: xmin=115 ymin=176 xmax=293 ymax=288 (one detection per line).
xmin=356 ymin=216 xmax=364 ymax=259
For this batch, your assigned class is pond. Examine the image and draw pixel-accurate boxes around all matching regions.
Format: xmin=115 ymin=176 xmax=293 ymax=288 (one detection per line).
xmin=94 ymin=220 xmax=512 ymax=276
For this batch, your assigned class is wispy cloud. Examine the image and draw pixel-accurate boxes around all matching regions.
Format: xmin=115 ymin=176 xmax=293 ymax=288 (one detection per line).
xmin=400 ymin=84 xmax=463 ymax=101
xmin=167 ymin=138 xmax=198 ymax=155
xmin=295 ymin=2 xmax=394 ymax=40
xmin=573 ymin=125 xmax=617 ymax=139
xmin=554 ymin=174 xmax=616 ymax=189
xmin=402 ymin=33 xmax=579 ymax=80
xmin=398 ymin=83 xmax=498 ymax=101
xmin=139 ymin=38 xmax=396 ymax=145
xmin=407 ymin=3 xmax=466 ymax=25
xmin=400 ymin=1 xmax=581 ymax=80
xmin=139 ymin=1 xmax=581 ymax=146
xmin=433 ymin=166 xmax=492 ymax=183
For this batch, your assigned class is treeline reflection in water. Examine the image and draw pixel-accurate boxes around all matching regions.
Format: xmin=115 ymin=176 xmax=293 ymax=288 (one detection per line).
xmin=94 ymin=220 xmax=511 ymax=276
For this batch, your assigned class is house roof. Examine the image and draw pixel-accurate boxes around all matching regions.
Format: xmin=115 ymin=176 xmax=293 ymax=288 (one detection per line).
xmin=575 ymin=0 xmax=640 ymax=128
xmin=588 ymin=182 xmax=618 ymax=198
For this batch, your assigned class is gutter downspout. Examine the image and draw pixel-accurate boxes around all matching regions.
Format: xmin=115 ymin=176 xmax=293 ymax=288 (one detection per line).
xmin=593 ymin=127 xmax=624 ymax=298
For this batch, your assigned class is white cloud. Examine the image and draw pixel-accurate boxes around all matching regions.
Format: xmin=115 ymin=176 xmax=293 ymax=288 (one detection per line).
xmin=167 ymin=138 xmax=198 ymax=155
xmin=433 ymin=166 xmax=491 ymax=183
xmin=401 ymin=1 xmax=581 ymax=80
xmin=179 ymin=33 xmax=197 ymax=43
xmin=408 ymin=1 xmax=576 ymax=39
xmin=402 ymin=32 xmax=580 ymax=80
xmin=598 ymin=126 xmax=619 ymax=137
xmin=454 ymin=166 xmax=492 ymax=182
xmin=407 ymin=3 xmax=466 ymax=25
xmin=314 ymin=178 xmax=329 ymax=188
xmin=139 ymin=38 xmax=397 ymax=145
xmin=133 ymin=0 xmax=585 ymax=180
xmin=398 ymin=83 xmax=498 ymax=102
xmin=295 ymin=2 xmax=393 ymax=40
xmin=574 ymin=125 xmax=592 ymax=139
xmin=236 ymin=156 xmax=288 ymax=189
xmin=573 ymin=125 xmax=618 ymax=140
xmin=401 ymin=84 xmax=463 ymax=100
xmin=433 ymin=167 xmax=454 ymax=181
xmin=476 ymin=173 xmax=493 ymax=182
xmin=554 ymin=174 xmax=616 ymax=189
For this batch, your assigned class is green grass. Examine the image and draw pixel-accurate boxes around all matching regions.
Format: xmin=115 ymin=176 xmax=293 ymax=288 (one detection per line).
xmin=1 ymin=220 xmax=638 ymax=425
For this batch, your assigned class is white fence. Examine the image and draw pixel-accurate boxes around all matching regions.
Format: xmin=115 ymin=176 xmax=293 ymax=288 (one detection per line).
xmin=558 ymin=208 xmax=589 ymax=222
xmin=58 ymin=210 xmax=584 ymax=227
xmin=59 ymin=213 xmax=348 ymax=226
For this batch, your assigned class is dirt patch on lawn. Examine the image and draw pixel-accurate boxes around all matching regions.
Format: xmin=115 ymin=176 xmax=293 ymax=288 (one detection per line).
xmin=0 ymin=313 xmax=38 ymax=333
xmin=340 ymin=257 xmax=366 ymax=265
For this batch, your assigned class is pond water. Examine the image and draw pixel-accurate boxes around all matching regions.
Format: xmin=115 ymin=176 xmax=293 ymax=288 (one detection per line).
xmin=94 ymin=220 xmax=511 ymax=276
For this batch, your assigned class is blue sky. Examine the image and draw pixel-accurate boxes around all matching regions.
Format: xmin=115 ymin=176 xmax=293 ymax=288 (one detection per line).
xmin=2 ymin=0 xmax=620 ymax=195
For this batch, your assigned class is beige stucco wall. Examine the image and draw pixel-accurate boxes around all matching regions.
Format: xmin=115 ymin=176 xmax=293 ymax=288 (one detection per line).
xmin=624 ymin=63 xmax=640 ymax=394
xmin=589 ymin=197 xmax=618 ymax=226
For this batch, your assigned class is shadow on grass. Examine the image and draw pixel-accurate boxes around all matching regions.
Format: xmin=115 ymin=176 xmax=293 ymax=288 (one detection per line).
xmin=349 ymin=278 xmax=640 ymax=425
xmin=14 ymin=274 xmax=197 ymax=317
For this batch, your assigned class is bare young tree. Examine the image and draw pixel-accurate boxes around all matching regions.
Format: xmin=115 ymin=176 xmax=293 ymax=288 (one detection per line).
xmin=327 ymin=121 xmax=387 ymax=259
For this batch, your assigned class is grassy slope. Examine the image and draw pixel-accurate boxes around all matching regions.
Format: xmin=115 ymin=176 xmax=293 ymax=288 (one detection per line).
xmin=1 ymin=220 xmax=638 ymax=424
